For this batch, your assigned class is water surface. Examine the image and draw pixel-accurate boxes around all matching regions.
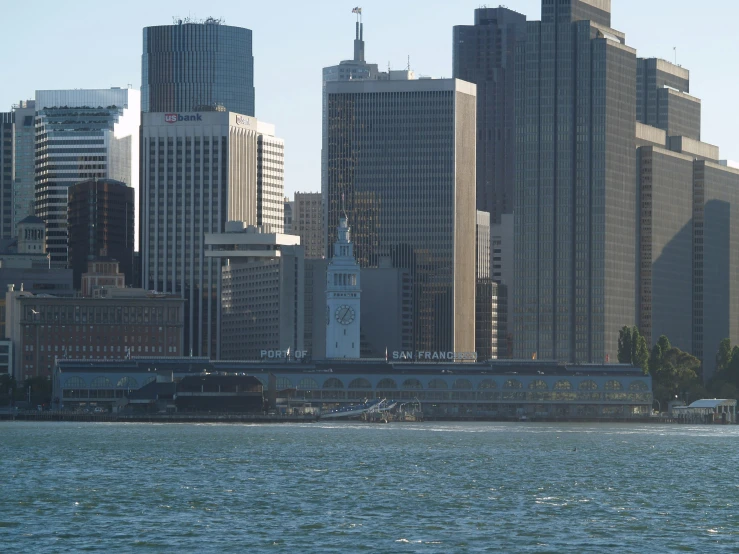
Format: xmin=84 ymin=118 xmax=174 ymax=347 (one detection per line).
xmin=1 ymin=422 xmax=737 ymax=552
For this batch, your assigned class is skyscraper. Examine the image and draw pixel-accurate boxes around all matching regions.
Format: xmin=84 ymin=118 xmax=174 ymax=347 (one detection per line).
xmin=34 ymin=88 xmax=140 ymax=266
xmin=453 ymin=7 xmax=526 ymax=225
xmin=0 ymin=112 xmax=12 ymax=239
xmin=142 ymin=18 xmax=255 ymax=116
xmin=11 ymin=100 xmax=36 ymax=233
xmin=322 ymin=9 xmax=385 ymax=258
xmin=513 ymin=0 xmax=637 ymax=363
xmin=68 ymin=178 xmax=135 ymax=289
xmin=325 ymin=76 xmax=477 ymax=354
xmin=292 ymin=192 xmax=324 ymax=259
xmin=141 ymin=110 xmax=282 ymax=357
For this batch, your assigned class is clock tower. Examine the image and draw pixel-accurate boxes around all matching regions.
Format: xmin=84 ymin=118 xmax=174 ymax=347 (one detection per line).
xmin=326 ymin=214 xmax=361 ymax=359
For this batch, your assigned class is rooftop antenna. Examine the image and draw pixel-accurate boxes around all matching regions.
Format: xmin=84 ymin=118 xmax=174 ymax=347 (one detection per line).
xmin=407 ymin=55 xmax=411 ymax=71
xmin=673 ymin=46 xmax=677 ymax=65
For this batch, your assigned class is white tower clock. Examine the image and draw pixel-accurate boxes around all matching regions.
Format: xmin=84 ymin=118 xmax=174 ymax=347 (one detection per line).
xmin=326 ymin=214 xmax=361 ymax=359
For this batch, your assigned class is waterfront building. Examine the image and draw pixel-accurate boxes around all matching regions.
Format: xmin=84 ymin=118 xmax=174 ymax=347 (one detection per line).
xmin=304 ymin=258 xmax=329 ymax=360
xmin=11 ymin=100 xmax=35 ymax=234
xmin=453 ymin=7 xmax=526 ymax=225
xmin=292 ymin=192 xmax=324 ymax=259
xmin=204 ymin=222 xmax=304 ymax=360
xmin=5 ymin=288 xmax=184 ymax=381
xmin=142 ymin=18 xmax=255 ymax=116
xmin=34 ymin=88 xmax=140 ymax=267
xmin=513 ymin=0 xmax=637 ymax=363
xmin=53 ymin=356 xmax=653 ymax=420
xmin=0 ymin=112 xmax=12 ymax=240
xmin=68 ymin=179 xmax=134 ymax=288
xmin=325 ymin=76 xmax=477 ymax=354
xmin=0 ymin=340 xmax=12 ymax=376
xmin=325 ymin=215 xmax=360 ymax=359
xmin=141 ymin=111 xmax=282 ymax=357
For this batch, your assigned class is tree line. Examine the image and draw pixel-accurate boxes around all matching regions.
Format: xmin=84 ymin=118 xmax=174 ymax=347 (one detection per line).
xmin=617 ymin=326 xmax=739 ymax=411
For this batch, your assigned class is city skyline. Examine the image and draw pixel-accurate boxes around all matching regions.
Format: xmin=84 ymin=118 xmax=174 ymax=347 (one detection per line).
xmin=0 ymin=0 xmax=737 ymax=197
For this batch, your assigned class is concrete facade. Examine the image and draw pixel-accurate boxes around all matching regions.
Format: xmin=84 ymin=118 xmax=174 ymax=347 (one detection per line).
xmin=141 ymin=111 xmax=282 ymax=358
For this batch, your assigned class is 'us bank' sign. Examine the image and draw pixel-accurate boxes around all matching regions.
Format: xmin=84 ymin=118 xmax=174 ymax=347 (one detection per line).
xmin=165 ymin=113 xmax=203 ymax=123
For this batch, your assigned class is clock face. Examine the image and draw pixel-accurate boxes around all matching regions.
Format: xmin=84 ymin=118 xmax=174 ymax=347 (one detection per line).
xmin=335 ymin=305 xmax=356 ymax=325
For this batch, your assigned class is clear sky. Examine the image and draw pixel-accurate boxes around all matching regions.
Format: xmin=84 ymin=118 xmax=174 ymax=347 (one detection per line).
xmin=1 ymin=0 xmax=736 ymax=197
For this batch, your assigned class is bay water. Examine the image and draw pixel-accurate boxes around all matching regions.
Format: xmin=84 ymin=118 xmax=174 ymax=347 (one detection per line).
xmin=1 ymin=422 xmax=737 ymax=552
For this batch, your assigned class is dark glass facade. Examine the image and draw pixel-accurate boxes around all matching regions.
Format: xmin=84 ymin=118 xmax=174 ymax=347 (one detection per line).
xmin=453 ymin=8 xmax=526 ymax=225
xmin=514 ymin=0 xmax=637 ymax=363
xmin=142 ymin=22 xmax=255 ymax=116
xmin=0 ymin=112 xmax=12 ymax=240
xmin=692 ymin=162 xmax=739 ymax=378
xmin=636 ymin=58 xmax=700 ymax=140
xmin=638 ymin=147 xmax=694 ymax=351
xmin=68 ymin=179 xmax=135 ymax=289
xmin=325 ymin=80 xmax=477 ymax=354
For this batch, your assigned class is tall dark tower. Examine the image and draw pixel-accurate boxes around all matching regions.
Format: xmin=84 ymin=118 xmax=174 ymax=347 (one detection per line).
xmin=453 ymin=7 xmax=527 ymax=224
xmin=513 ymin=0 xmax=638 ymax=363
xmin=142 ymin=18 xmax=255 ymax=116
xmin=353 ymin=7 xmax=365 ymax=62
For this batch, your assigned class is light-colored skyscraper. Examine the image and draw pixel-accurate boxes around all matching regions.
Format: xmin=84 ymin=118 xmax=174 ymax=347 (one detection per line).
xmin=141 ymin=111 xmax=283 ymax=357
xmin=34 ymin=88 xmax=140 ymax=266
xmin=256 ymin=127 xmax=284 ymax=232
xmin=325 ymin=76 xmax=477 ymax=354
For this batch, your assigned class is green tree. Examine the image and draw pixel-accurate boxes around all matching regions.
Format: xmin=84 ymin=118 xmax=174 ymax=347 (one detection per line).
xmin=617 ymin=326 xmax=633 ymax=364
xmin=634 ymin=333 xmax=649 ymax=375
xmin=716 ymin=338 xmax=733 ymax=374
xmin=651 ymin=346 xmax=702 ymax=408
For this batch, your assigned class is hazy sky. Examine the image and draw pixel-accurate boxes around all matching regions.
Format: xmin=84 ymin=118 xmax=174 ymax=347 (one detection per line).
xmin=1 ymin=0 xmax=736 ymax=197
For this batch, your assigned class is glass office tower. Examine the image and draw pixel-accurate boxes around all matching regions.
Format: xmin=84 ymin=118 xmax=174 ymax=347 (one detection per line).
xmin=142 ymin=19 xmax=255 ymax=116
xmin=326 ymin=77 xmax=477 ymax=354
xmin=453 ymin=7 xmax=526 ymax=225
xmin=513 ymin=0 xmax=637 ymax=363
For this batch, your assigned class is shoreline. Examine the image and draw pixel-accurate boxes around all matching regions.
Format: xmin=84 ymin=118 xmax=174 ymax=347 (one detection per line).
xmin=0 ymin=411 xmax=694 ymax=425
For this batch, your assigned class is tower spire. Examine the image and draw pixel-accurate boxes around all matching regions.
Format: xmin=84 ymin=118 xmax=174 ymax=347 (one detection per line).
xmin=352 ymin=7 xmax=365 ymax=62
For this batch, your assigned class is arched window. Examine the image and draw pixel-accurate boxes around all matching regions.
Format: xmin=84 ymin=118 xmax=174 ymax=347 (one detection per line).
xmin=64 ymin=376 xmax=87 ymax=389
xmin=90 ymin=377 xmax=112 ymax=388
xmin=116 ymin=376 xmax=138 ymax=389
xmin=323 ymin=378 xmax=345 ymax=389
xmin=579 ymin=380 xmax=598 ymax=391
xmin=479 ymin=379 xmax=497 ymax=389
xmin=427 ymin=379 xmax=448 ymax=390
xmin=553 ymin=380 xmax=573 ymax=391
xmin=377 ymin=378 xmax=397 ymax=390
xmin=604 ymin=380 xmax=623 ymax=391
xmin=629 ymin=381 xmax=648 ymax=392
xmin=298 ymin=378 xmax=319 ymax=391
xmin=275 ymin=377 xmax=293 ymax=391
xmin=142 ymin=376 xmax=156 ymax=386
xmin=402 ymin=378 xmax=422 ymax=390
xmin=503 ymin=379 xmax=523 ymax=390
xmin=453 ymin=379 xmax=473 ymax=390
xmin=528 ymin=380 xmax=548 ymax=390
xmin=348 ymin=378 xmax=372 ymax=389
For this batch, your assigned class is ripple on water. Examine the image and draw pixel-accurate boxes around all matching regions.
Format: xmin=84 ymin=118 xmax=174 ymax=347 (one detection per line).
xmin=1 ymin=422 xmax=739 ymax=553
